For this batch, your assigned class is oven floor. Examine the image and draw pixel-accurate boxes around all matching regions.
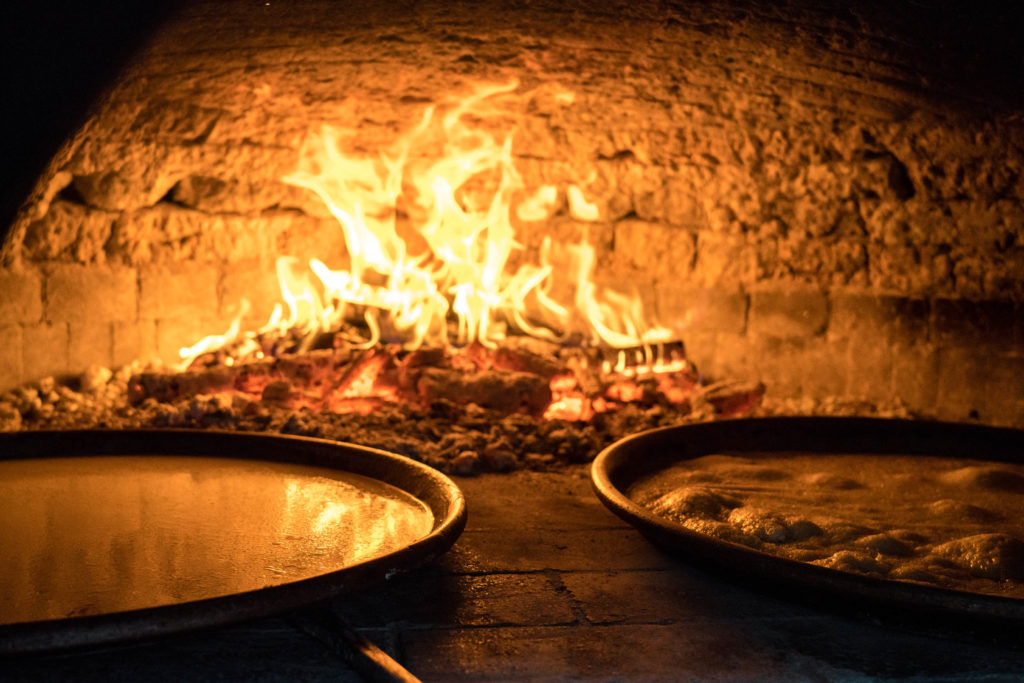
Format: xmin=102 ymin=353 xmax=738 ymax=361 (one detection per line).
xmin=6 ymin=467 xmax=1024 ymax=681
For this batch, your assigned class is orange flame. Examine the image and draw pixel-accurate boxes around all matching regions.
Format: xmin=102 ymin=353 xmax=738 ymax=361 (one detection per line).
xmin=180 ymin=81 xmax=674 ymax=368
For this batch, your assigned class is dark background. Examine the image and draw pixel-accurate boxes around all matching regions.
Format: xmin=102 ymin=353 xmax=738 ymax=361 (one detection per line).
xmin=0 ymin=0 xmax=182 ymax=235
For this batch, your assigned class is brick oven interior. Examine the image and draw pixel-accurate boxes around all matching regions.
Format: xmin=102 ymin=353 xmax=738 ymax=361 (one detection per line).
xmin=3 ymin=0 xmax=1024 ymax=679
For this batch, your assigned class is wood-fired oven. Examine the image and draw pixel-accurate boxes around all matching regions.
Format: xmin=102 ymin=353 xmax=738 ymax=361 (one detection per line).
xmin=2 ymin=0 xmax=1024 ymax=679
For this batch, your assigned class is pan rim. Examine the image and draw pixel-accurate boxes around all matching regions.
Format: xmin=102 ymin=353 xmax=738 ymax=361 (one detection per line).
xmin=0 ymin=428 xmax=467 ymax=657
xmin=591 ymin=416 xmax=1024 ymax=634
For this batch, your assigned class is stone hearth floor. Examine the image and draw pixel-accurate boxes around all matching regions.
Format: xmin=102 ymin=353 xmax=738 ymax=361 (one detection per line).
xmin=7 ymin=468 xmax=1024 ymax=681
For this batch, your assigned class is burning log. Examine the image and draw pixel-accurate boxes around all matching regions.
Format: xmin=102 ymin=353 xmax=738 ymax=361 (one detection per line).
xmin=416 ymin=367 xmax=551 ymax=417
xmin=126 ymin=326 xmax=718 ymax=435
xmin=129 ymin=341 xmax=565 ymax=417
xmin=128 ymin=348 xmax=360 ymax=405
xmin=127 ymin=333 xmax=714 ymax=429
xmin=129 ymin=365 xmax=238 ymax=405
xmin=694 ymin=380 xmax=767 ymax=417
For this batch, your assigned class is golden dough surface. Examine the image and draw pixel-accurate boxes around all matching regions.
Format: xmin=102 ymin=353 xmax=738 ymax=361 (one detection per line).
xmin=629 ymin=452 xmax=1024 ymax=598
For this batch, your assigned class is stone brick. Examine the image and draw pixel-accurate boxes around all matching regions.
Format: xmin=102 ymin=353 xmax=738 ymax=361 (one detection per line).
xmin=456 ymin=470 xmax=620 ymax=531
xmin=271 ymin=213 xmax=350 ymax=265
xmin=22 ymin=322 xmax=68 ymax=381
xmin=592 ymin=157 xmax=667 ymax=222
xmin=932 ymin=298 xmax=1017 ymax=352
xmin=748 ymin=288 xmax=828 ymax=339
xmin=45 ymin=264 xmax=137 ymax=325
xmin=71 ymin=160 xmax=179 ymax=212
xmin=171 ymin=175 xmax=303 ymax=214
xmin=611 ymin=220 xmax=697 ymax=279
xmin=0 ymin=325 xmax=23 ymax=390
xmin=140 ymin=263 xmax=218 ymax=320
xmin=936 ymin=348 xmax=1024 ymax=427
xmin=21 ymin=200 xmax=82 ymax=261
xmin=801 ymin=343 xmax=851 ymax=398
xmin=154 ymin=315 xmax=222 ymax=365
xmin=867 ymin=242 xmax=949 ymax=296
xmin=694 ymin=232 xmax=759 ymax=287
xmin=843 ymin=337 xmax=892 ymax=402
xmin=750 ymin=336 xmax=848 ymax=399
xmin=0 ymin=268 xmax=43 ymax=325
xmin=21 ymin=200 xmax=115 ymax=263
xmin=335 ymin=573 xmax=575 ymax=629
xmin=827 ymin=294 xmax=929 ymax=345
xmin=560 ymin=569 xmax=808 ymax=625
xmin=775 ymin=235 xmax=870 ymax=287
xmin=219 ymin=260 xmax=285 ymax=328
xmin=447 ymin=528 xmax=676 ymax=574
xmin=657 ymin=287 xmax=747 ymax=335
xmin=675 ymin=330 xmax=716 ymax=379
xmin=949 ymin=248 xmax=990 ymax=299
xmin=194 ymin=213 xmax=279 ymax=264
xmin=983 ymin=252 xmax=1024 ymax=300
xmin=117 ymin=205 xmax=281 ymax=266
xmin=685 ymin=331 xmax=755 ymax=384
xmin=68 ymin=321 xmax=113 ymax=372
xmin=890 ymin=342 xmax=939 ymax=414
xmin=107 ymin=205 xmax=224 ymax=265
xmin=129 ymin=98 xmax=222 ymax=142
xmin=112 ymin=319 xmax=158 ymax=368
xmin=947 ymin=199 xmax=1024 ymax=247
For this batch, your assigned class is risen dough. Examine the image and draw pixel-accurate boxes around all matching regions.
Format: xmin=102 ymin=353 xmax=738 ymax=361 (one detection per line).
xmin=630 ymin=452 xmax=1024 ymax=599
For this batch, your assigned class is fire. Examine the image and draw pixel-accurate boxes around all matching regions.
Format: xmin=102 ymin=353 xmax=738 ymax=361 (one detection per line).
xmin=542 ymin=341 xmax=695 ymax=421
xmin=175 ymin=80 xmax=693 ymax=419
xmin=181 ymin=81 xmax=671 ymax=361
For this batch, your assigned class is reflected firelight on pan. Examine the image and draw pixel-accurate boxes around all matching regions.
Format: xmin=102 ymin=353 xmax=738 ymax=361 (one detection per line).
xmin=0 ymin=456 xmax=433 ymax=625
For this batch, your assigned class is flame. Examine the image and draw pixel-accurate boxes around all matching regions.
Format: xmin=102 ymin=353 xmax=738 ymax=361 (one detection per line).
xmin=180 ymin=80 xmax=673 ymax=371
xmin=178 ymin=299 xmax=250 ymax=362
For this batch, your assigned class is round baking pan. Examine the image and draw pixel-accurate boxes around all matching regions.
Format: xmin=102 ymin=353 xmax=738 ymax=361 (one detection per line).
xmin=0 ymin=429 xmax=466 ymax=656
xmin=592 ymin=417 xmax=1024 ymax=637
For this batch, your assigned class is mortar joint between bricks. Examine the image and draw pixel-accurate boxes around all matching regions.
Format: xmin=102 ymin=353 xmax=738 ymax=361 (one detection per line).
xmin=542 ymin=569 xmax=591 ymax=627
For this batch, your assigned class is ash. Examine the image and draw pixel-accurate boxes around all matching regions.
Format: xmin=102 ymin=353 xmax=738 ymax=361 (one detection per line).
xmin=0 ymin=361 xmax=914 ymax=476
